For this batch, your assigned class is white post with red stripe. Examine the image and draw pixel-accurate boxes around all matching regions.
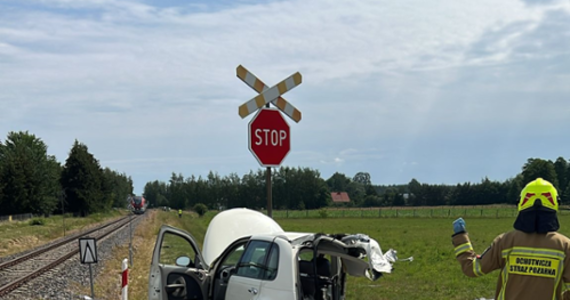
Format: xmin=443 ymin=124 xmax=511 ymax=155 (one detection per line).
xmin=122 ymin=258 xmax=128 ymax=300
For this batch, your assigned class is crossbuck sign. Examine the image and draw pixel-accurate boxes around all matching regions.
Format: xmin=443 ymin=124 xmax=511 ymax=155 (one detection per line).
xmin=237 ymin=65 xmax=302 ymax=123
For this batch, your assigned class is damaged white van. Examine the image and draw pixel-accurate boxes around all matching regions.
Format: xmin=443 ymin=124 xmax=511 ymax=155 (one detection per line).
xmin=149 ymin=208 xmax=409 ymax=300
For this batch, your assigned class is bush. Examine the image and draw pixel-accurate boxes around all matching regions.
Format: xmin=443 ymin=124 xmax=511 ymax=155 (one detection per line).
xmin=193 ymin=203 xmax=208 ymax=217
xmin=29 ymin=218 xmax=46 ymax=226
xmin=318 ymin=209 xmax=328 ymax=218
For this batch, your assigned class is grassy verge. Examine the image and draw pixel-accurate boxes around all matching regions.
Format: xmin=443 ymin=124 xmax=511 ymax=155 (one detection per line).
xmin=91 ymin=209 xmax=212 ymax=299
xmin=0 ymin=210 xmax=126 ymax=257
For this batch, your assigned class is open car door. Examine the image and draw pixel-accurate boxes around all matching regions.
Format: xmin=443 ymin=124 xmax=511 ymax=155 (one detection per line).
xmin=315 ymin=234 xmax=396 ymax=280
xmin=149 ymin=225 xmax=210 ymax=300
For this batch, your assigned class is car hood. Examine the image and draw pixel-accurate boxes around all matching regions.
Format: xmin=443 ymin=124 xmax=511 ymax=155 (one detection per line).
xmin=202 ymin=208 xmax=284 ymax=266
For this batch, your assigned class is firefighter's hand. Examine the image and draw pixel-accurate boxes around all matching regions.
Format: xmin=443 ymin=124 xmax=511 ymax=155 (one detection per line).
xmin=453 ymin=218 xmax=466 ymax=234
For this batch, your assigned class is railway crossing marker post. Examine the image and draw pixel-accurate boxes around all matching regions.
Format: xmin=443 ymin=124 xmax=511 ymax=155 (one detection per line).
xmin=236 ymin=65 xmax=302 ymax=218
xmin=79 ymin=237 xmax=98 ymax=299
xmin=122 ymin=258 xmax=129 ymax=300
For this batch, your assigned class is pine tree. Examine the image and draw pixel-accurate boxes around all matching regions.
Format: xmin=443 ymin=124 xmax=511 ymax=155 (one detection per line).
xmin=0 ymin=131 xmax=61 ymax=215
xmin=60 ymin=140 xmax=104 ymax=216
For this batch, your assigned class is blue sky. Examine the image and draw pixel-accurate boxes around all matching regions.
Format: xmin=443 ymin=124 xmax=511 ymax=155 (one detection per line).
xmin=1 ymin=0 xmax=569 ymax=194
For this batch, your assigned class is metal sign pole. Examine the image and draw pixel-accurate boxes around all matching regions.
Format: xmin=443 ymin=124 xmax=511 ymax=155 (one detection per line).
xmin=61 ymin=189 xmax=66 ymax=237
xmin=265 ymin=102 xmax=273 ymax=218
xmin=89 ymin=264 xmax=94 ymax=298
xmin=79 ymin=237 xmax=98 ymax=299
xmin=267 ymin=167 xmax=272 ymax=218
xmin=129 ymin=212 xmax=133 ymax=267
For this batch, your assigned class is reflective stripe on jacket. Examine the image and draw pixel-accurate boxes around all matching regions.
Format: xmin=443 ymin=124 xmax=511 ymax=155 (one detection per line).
xmin=452 ymin=230 xmax=570 ymax=300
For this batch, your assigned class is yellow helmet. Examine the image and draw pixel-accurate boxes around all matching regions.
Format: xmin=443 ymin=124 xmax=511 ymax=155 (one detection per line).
xmin=518 ymin=178 xmax=559 ymax=212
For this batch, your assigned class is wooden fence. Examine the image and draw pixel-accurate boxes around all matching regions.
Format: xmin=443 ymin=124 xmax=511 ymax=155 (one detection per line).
xmin=0 ymin=213 xmax=34 ymax=222
xmin=265 ymin=206 xmax=570 ymax=219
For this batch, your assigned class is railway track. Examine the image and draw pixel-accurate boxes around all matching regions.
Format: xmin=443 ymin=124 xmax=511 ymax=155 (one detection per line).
xmin=0 ymin=214 xmax=138 ymax=297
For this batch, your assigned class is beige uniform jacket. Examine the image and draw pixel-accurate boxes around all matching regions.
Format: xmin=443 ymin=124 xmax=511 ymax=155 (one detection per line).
xmin=452 ymin=230 xmax=570 ymax=300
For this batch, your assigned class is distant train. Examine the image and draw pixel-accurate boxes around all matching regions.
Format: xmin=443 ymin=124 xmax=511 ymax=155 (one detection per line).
xmin=128 ymin=195 xmax=147 ymax=214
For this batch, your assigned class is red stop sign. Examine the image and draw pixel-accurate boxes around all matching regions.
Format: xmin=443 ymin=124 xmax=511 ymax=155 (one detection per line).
xmin=248 ymin=108 xmax=290 ymax=167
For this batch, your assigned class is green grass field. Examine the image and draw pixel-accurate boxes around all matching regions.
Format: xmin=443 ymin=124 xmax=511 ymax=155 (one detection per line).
xmin=278 ymin=217 xmax=504 ymax=300
xmin=151 ymin=209 xmax=570 ymax=300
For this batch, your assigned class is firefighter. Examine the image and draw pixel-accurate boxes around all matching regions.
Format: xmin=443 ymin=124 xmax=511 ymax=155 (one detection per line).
xmin=452 ymin=178 xmax=570 ymax=300
xmin=178 ymin=209 xmax=182 ymax=218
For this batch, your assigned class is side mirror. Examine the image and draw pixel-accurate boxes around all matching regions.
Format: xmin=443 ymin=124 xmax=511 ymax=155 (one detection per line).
xmin=176 ymin=256 xmax=191 ymax=267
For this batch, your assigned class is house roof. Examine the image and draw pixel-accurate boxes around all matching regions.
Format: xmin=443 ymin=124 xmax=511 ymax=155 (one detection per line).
xmin=331 ymin=192 xmax=350 ymax=203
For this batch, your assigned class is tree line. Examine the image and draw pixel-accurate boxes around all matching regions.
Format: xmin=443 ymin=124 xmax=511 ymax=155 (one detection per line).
xmin=143 ymin=157 xmax=570 ymax=210
xmin=144 ymin=167 xmax=330 ymax=211
xmin=3 ymin=130 xmax=569 ymax=216
xmin=0 ymin=131 xmax=133 ymax=216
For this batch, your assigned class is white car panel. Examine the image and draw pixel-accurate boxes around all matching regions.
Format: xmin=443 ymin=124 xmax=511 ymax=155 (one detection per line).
xmin=256 ymin=238 xmax=297 ymax=300
xmin=226 ymin=275 xmax=263 ymax=300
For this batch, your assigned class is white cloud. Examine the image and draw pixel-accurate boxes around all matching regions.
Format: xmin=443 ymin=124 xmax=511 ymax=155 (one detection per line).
xmin=2 ymin=0 xmax=570 ymax=191
xmin=339 ymin=148 xmax=358 ymax=156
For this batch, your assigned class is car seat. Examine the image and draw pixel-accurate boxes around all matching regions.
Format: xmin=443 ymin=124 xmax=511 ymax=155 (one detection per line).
xmin=299 ymin=260 xmax=316 ymax=299
xmin=314 ymin=256 xmax=332 ymax=300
